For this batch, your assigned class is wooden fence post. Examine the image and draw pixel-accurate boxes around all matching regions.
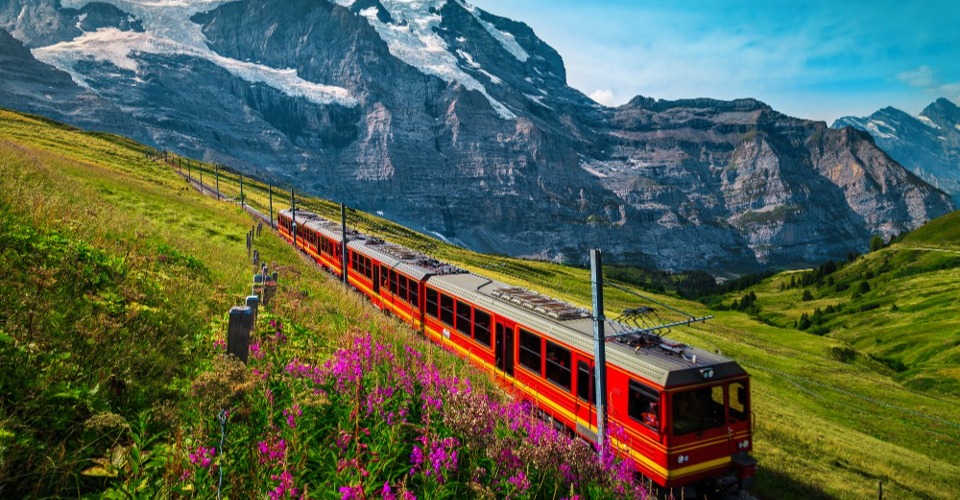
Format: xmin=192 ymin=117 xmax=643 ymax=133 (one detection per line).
xmin=227 ymin=306 xmax=253 ymax=363
xmin=246 ymin=295 xmax=260 ymax=327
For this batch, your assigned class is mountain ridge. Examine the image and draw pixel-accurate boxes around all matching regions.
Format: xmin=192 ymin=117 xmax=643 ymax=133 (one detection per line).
xmin=833 ymin=97 xmax=960 ymax=204
xmin=0 ymin=0 xmax=953 ymax=272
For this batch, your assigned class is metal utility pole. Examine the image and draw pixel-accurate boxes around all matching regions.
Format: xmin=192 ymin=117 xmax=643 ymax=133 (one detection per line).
xmin=239 ymin=174 xmax=244 ymax=206
xmin=215 ymin=165 xmax=220 ymax=200
xmin=340 ymin=203 xmax=348 ymax=284
xmin=199 ymin=164 xmax=203 ymax=193
xmin=268 ymin=183 xmax=274 ymax=228
xmin=290 ymin=189 xmax=297 ymax=247
xmin=591 ymin=249 xmax=608 ymax=455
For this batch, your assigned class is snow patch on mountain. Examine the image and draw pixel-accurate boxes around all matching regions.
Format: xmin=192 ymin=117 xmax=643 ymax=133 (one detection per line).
xmin=37 ymin=0 xmax=358 ymax=106
xmin=864 ymin=120 xmax=897 ymax=140
xmin=917 ymin=115 xmax=939 ymax=129
xmin=456 ymin=49 xmax=480 ymax=68
xmin=457 ymin=1 xmax=529 ymax=62
xmin=955 ymin=123 xmax=960 ymax=132
xmin=351 ymin=1 xmax=515 ymax=119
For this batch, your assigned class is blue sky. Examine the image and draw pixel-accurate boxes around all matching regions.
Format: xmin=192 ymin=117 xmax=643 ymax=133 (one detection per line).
xmin=471 ymin=0 xmax=960 ymax=123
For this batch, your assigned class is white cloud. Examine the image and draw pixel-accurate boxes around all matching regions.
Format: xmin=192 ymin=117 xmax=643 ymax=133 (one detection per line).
xmin=940 ymin=83 xmax=960 ymax=103
xmin=898 ymin=66 xmax=935 ymax=88
xmin=588 ymin=88 xmax=616 ymax=106
xmin=896 ymin=66 xmax=960 ymax=104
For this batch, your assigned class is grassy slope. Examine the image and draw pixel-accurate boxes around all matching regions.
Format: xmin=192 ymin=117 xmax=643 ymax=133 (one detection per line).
xmin=0 ymin=110 xmax=479 ymax=495
xmin=1 ymin=109 xmax=958 ymax=498
xmin=722 ymin=212 xmax=960 ymax=397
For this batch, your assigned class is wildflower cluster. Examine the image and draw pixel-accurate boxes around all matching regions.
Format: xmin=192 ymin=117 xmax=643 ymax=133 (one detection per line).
xmin=180 ymin=312 xmax=646 ymax=499
xmin=281 ymin=332 xmax=648 ymax=499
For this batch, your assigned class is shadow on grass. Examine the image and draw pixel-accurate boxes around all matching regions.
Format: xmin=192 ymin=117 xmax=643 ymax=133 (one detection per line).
xmin=754 ymin=468 xmax=837 ymax=500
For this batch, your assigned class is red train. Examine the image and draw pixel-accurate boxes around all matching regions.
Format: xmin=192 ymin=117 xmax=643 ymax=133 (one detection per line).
xmin=277 ymin=209 xmax=755 ymax=493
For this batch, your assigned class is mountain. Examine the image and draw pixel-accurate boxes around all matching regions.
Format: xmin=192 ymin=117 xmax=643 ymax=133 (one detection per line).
xmin=0 ymin=0 xmax=953 ymax=272
xmin=833 ymin=98 xmax=960 ymax=204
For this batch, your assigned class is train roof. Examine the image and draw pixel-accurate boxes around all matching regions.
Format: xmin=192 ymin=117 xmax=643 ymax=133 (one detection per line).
xmin=428 ymin=272 xmax=745 ymax=388
xmin=350 ymin=238 xmax=467 ymax=281
xmin=278 ymin=209 xmax=745 ymax=387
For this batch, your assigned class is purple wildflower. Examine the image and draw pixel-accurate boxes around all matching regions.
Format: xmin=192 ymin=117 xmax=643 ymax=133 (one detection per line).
xmin=269 ymin=470 xmax=299 ymax=499
xmin=339 ymin=484 xmax=363 ymax=500
xmin=188 ymin=446 xmax=216 ymax=469
xmin=283 ymin=404 xmax=303 ymax=429
xmin=381 ymin=482 xmax=396 ymax=500
xmin=507 ymin=470 xmax=531 ymax=493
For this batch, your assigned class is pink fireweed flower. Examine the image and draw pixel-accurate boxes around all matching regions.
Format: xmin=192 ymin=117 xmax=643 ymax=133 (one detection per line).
xmin=213 ymin=338 xmax=226 ymax=350
xmin=409 ymin=444 xmax=424 ymax=474
xmin=265 ymin=388 xmax=275 ymax=406
xmin=427 ymin=437 xmax=459 ymax=483
xmin=507 ymin=470 xmax=531 ymax=494
xmin=251 ymin=342 xmax=264 ymax=360
xmin=336 ymin=431 xmax=353 ymax=451
xmin=257 ymin=436 xmax=287 ymax=465
xmin=283 ymin=404 xmax=303 ymax=429
xmin=339 ymin=484 xmax=363 ymax=500
xmin=409 ymin=436 xmax=459 ymax=484
xmin=269 ymin=470 xmax=299 ymax=499
xmin=381 ymin=482 xmax=396 ymax=500
xmin=189 ymin=446 xmax=216 ymax=469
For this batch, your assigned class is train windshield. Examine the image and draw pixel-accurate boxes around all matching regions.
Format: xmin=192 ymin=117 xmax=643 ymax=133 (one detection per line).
xmin=672 ymin=385 xmax=725 ymax=435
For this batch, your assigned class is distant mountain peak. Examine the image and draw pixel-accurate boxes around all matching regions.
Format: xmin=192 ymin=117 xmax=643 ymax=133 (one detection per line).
xmin=833 ymin=98 xmax=960 ymax=204
xmin=921 ymin=97 xmax=960 ymax=126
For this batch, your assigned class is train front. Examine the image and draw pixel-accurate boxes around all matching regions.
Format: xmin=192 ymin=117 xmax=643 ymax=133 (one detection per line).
xmin=660 ymin=358 xmax=755 ymax=492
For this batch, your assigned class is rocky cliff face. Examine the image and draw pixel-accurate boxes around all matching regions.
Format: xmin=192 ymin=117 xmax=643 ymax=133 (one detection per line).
xmin=833 ymin=98 xmax=960 ymax=204
xmin=0 ymin=0 xmax=953 ymax=272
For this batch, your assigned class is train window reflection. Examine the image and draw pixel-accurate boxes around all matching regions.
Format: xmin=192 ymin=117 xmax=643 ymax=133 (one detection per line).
xmin=628 ymin=380 xmax=660 ymax=430
xmin=729 ymin=382 xmax=748 ymax=422
xmin=672 ymin=386 xmax=725 ymax=435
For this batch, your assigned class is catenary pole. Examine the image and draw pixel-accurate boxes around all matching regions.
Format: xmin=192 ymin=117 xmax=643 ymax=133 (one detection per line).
xmin=341 ymin=203 xmax=348 ymax=285
xmin=591 ymin=249 xmax=608 ymax=456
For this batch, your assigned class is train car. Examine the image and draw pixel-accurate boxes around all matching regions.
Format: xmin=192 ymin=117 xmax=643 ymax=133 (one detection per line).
xmin=275 ymin=209 xmax=755 ymax=492
xmin=425 ymin=273 xmax=755 ymax=491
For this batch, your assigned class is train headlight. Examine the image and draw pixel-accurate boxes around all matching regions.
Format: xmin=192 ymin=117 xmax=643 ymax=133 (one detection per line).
xmin=699 ymin=368 xmax=714 ymax=379
xmin=738 ymin=439 xmax=750 ymax=449
xmin=677 ymin=455 xmax=689 ymax=464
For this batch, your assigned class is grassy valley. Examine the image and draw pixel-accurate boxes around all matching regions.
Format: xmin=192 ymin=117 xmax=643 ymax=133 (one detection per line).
xmin=1 ymin=108 xmax=959 ymax=498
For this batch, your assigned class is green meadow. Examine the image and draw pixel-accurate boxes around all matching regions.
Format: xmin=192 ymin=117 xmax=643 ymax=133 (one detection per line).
xmin=1 ymin=108 xmax=958 ymax=498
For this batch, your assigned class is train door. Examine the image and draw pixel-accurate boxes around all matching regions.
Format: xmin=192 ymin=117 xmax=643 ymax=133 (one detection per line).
xmin=373 ymin=264 xmax=380 ymax=296
xmin=575 ymin=360 xmax=597 ymax=442
xmin=495 ymin=321 xmax=515 ymax=377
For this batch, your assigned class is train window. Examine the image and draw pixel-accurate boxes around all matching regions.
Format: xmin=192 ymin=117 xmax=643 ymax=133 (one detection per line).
xmin=390 ymin=270 xmax=398 ymax=295
xmin=577 ymin=361 xmax=594 ymax=403
xmin=518 ymin=328 xmax=542 ymax=375
xmin=628 ymin=380 xmax=660 ymax=430
xmin=474 ymin=309 xmax=491 ymax=347
xmin=456 ymin=301 xmax=472 ymax=336
xmin=545 ymin=341 xmax=571 ymax=391
xmin=672 ymin=386 xmax=725 ymax=435
xmin=426 ymin=288 xmax=438 ymax=318
xmin=729 ymin=382 xmax=748 ymax=422
xmin=440 ymin=294 xmax=455 ymax=327
xmin=409 ymin=280 xmax=419 ymax=309
xmin=399 ymin=275 xmax=409 ymax=303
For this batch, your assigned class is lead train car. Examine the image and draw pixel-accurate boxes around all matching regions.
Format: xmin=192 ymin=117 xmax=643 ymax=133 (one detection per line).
xmin=277 ymin=209 xmax=756 ymax=491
